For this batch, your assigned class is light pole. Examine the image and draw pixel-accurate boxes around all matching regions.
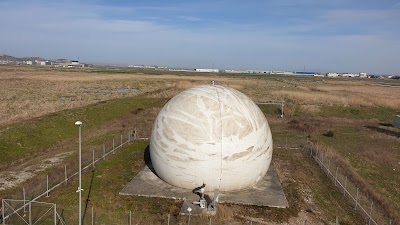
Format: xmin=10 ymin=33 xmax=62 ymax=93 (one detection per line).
xmin=187 ymin=206 xmax=192 ymax=225
xmin=75 ymin=121 xmax=83 ymax=225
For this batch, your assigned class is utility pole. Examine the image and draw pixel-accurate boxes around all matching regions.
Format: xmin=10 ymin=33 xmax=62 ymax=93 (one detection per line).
xmin=75 ymin=121 xmax=83 ymax=225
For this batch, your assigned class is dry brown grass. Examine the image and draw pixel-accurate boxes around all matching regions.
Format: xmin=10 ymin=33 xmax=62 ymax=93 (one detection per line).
xmin=271 ymin=80 xmax=400 ymax=108
xmin=2 ymin=67 xmax=398 ymax=126
xmin=0 ymin=68 xmax=252 ymax=126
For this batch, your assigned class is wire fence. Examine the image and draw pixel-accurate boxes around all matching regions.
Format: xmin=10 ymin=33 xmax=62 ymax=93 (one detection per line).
xmin=307 ymin=140 xmax=396 ymax=225
xmin=1 ymin=129 xmax=139 ymax=225
xmin=46 ymin=207 xmax=346 ymax=225
xmin=1 ymin=135 xmax=397 ymax=225
xmin=1 ymin=199 xmax=66 ymax=225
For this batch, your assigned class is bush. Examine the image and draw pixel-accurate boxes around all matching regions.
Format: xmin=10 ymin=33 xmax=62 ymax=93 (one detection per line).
xmin=323 ymin=130 xmax=334 ymax=137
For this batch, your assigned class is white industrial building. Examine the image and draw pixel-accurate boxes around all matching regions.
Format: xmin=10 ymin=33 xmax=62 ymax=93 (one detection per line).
xmin=342 ymin=73 xmax=359 ymax=77
xmin=327 ymin=73 xmax=339 ymax=77
xmin=195 ymin=68 xmax=219 ymax=73
xmin=35 ymin=60 xmax=51 ymax=66
xmin=224 ymin=69 xmax=247 ymax=73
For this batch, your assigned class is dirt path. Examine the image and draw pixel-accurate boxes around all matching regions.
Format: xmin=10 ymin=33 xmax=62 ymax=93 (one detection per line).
xmin=0 ymin=151 xmax=73 ymax=191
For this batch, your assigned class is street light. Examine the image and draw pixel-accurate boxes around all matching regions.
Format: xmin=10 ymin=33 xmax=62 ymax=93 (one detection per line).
xmin=187 ymin=206 xmax=192 ymax=225
xmin=75 ymin=121 xmax=83 ymax=225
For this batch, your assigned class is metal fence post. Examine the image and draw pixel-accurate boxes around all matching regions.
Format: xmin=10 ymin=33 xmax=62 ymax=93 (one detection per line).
xmin=121 ymin=134 xmax=123 ymax=148
xmin=310 ymin=141 xmax=314 ymax=157
xmin=328 ymin=159 xmax=331 ymax=171
xmin=129 ymin=210 xmax=131 ymax=225
xmin=321 ymin=153 xmax=324 ymax=169
xmin=113 ymin=139 xmax=115 ymax=154
xmin=335 ymin=167 xmax=339 ymax=186
xmin=103 ymin=144 xmax=105 ymax=159
xmin=29 ymin=201 xmax=32 ymax=225
xmin=2 ymin=199 xmax=5 ymax=225
xmin=344 ymin=176 xmax=347 ymax=196
xmin=355 ymin=188 xmax=359 ymax=210
xmin=54 ymin=204 xmax=57 ymax=225
xmin=134 ymin=128 xmax=138 ymax=140
xmin=285 ymin=136 xmax=288 ymax=149
xmin=369 ymin=201 xmax=373 ymax=225
xmin=65 ymin=165 xmax=68 ymax=184
xmin=92 ymin=207 xmax=94 ymax=225
xmin=46 ymin=175 xmax=49 ymax=197
xmin=168 ymin=214 xmax=170 ymax=225
xmin=92 ymin=149 xmax=95 ymax=168
xmin=23 ymin=187 xmax=26 ymax=213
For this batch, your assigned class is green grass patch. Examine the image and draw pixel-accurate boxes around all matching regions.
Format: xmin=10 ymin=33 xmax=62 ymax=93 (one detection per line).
xmin=45 ymin=140 xmax=179 ymax=224
xmin=318 ymin=106 xmax=399 ymax=122
xmin=0 ymin=97 xmax=167 ymax=169
xmin=259 ymin=105 xmax=282 ymax=117
xmin=315 ymin=125 xmax=400 ymax=217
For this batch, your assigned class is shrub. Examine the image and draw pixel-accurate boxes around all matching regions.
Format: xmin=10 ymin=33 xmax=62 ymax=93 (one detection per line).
xmin=323 ymin=130 xmax=334 ymax=137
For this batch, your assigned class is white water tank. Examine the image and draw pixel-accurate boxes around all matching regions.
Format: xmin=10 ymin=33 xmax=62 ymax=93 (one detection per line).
xmin=150 ymin=84 xmax=273 ymax=191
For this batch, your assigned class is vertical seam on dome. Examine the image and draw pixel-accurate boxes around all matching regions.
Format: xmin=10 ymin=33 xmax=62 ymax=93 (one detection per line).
xmin=215 ymin=85 xmax=223 ymax=190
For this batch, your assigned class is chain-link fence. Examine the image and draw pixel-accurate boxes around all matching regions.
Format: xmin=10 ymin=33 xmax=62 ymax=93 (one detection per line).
xmin=2 ymin=199 xmax=66 ymax=225
xmin=1 ymin=129 xmax=138 ymax=225
xmin=307 ymin=141 xmax=396 ymax=225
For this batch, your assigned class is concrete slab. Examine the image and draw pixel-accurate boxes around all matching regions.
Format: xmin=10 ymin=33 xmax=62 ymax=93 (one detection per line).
xmin=217 ymin=163 xmax=288 ymax=208
xmin=120 ymin=155 xmax=288 ymax=214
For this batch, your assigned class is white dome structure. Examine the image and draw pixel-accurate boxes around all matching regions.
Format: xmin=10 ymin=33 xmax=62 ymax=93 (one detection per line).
xmin=149 ymin=84 xmax=273 ymax=191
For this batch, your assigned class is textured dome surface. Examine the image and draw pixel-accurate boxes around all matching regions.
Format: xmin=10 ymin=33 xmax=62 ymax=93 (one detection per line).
xmin=150 ymin=85 xmax=273 ymax=191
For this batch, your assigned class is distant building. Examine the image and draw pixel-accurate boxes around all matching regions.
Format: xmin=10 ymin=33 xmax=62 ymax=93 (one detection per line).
xmin=224 ymin=70 xmax=247 ymax=74
xmin=327 ymin=73 xmax=339 ymax=77
xmin=245 ymin=70 xmax=269 ymax=74
xmin=36 ymin=60 xmax=51 ymax=66
xmin=342 ymin=73 xmax=358 ymax=77
xmin=359 ymin=72 xmax=367 ymax=78
xmin=71 ymin=61 xmax=79 ymax=66
xmin=26 ymin=61 xmax=33 ymax=65
xmin=271 ymin=71 xmax=293 ymax=75
xmin=295 ymin=71 xmax=317 ymax=75
xmin=195 ymin=69 xmax=219 ymax=73
xmin=36 ymin=60 xmax=46 ymax=66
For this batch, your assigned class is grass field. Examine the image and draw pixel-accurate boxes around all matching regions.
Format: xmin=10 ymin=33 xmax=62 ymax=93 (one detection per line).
xmin=42 ymin=137 xmax=364 ymax=225
xmin=0 ymin=65 xmax=399 ymax=224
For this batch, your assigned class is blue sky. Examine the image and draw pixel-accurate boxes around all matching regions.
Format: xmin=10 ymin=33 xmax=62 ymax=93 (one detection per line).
xmin=0 ymin=0 xmax=399 ymax=74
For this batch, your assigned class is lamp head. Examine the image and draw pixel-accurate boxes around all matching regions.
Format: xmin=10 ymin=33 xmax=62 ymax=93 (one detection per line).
xmin=75 ymin=121 xmax=83 ymax=126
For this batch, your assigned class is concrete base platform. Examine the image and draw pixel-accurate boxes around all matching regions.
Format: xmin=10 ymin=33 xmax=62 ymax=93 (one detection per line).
xmin=120 ymin=156 xmax=288 ymax=215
